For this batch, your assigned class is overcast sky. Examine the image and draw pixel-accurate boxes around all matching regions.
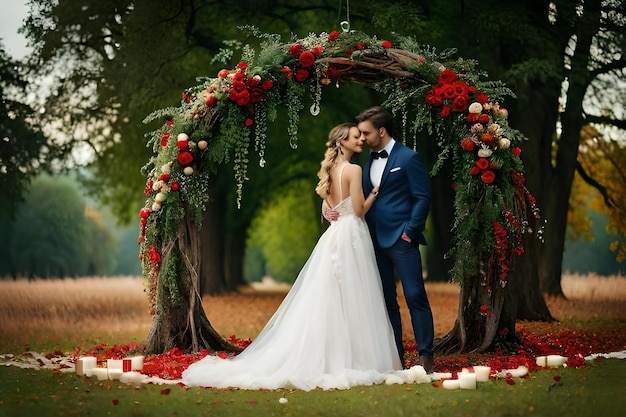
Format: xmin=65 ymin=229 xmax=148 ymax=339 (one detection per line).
xmin=0 ymin=1 xmax=30 ymax=59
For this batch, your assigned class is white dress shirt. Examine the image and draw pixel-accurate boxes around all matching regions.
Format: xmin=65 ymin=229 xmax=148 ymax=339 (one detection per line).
xmin=370 ymin=139 xmax=396 ymax=187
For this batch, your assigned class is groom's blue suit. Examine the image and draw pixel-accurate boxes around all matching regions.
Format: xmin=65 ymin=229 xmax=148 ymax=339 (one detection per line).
xmin=363 ymin=141 xmax=434 ymax=363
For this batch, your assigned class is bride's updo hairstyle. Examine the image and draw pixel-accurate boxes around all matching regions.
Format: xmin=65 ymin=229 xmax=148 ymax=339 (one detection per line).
xmin=315 ymin=122 xmax=356 ymax=199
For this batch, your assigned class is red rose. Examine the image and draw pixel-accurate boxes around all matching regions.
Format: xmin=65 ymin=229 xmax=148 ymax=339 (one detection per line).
xmin=511 ymin=147 xmax=522 ymax=156
xmin=356 ymin=41 xmax=365 ymax=50
xmin=461 ymin=138 xmax=475 ymax=151
xmin=451 ymin=95 xmax=469 ymax=112
xmin=476 ymin=92 xmax=489 ymax=104
xmin=281 ymin=66 xmax=293 ymax=79
xmin=205 ymin=95 xmax=217 ymax=107
xmin=235 ymin=89 xmax=250 ymax=106
xmin=344 ymin=49 xmax=353 ymax=55
xmin=289 ymin=43 xmax=302 ymax=56
xmin=149 ymin=246 xmax=161 ymax=265
xmin=298 ymin=51 xmax=316 ymax=67
xmin=245 ymin=118 xmax=253 ymax=127
xmin=166 ymin=119 xmax=174 ymax=126
xmin=158 ymin=173 xmax=170 ymax=183
xmin=440 ymin=106 xmax=451 ymax=117
xmin=329 ymin=31 xmax=339 ymax=41
xmin=476 ymin=158 xmax=490 ymax=170
xmin=236 ymin=61 xmax=247 ymax=70
xmin=261 ymin=79 xmax=273 ymax=90
xmin=467 ymin=85 xmax=477 ymax=95
xmin=160 ymin=132 xmax=171 ymax=147
xmin=481 ymin=170 xmax=496 ymax=184
xmin=170 ymin=181 xmax=180 ymax=192
xmin=442 ymin=85 xmax=456 ymax=99
xmin=381 ymin=40 xmax=392 ymax=48
xmin=425 ymin=92 xmax=443 ymax=107
xmin=453 ymin=81 xmax=468 ymax=96
xmin=470 ymin=166 xmax=481 ymax=176
xmin=232 ymin=80 xmax=246 ymax=92
xmin=217 ymin=69 xmax=230 ymax=79
xmin=176 ymin=140 xmax=189 ymax=151
xmin=438 ymin=69 xmax=457 ymax=84
xmin=478 ymin=114 xmax=490 ymax=124
xmin=313 ymin=46 xmax=324 ymax=56
xmin=295 ymin=68 xmax=309 ymax=82
xmin=467 ymin=113 xmax=479 ymax=123
xmin=177 ymin=152 xmax=193 ymax=166
xmin=328 ymin=67 xmax=339 ymax=78
xmin=140 ymin=207 xmax=151 ymax=219
xmin=246 ymin=77 xmax=260 ymax=88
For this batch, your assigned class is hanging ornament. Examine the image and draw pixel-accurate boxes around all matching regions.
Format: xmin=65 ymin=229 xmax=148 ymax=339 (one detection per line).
xmin=310 ymin=103 xmax=320 ymax=116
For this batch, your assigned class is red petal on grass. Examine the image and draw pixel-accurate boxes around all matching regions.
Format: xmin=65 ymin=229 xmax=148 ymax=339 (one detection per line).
xmin=160 ymin=388 xmax=171 ymax=395
xmin=112 ymin=399 xmax=119 ymax=406
xmin=505 ymin=378 xmax=516 ymax=385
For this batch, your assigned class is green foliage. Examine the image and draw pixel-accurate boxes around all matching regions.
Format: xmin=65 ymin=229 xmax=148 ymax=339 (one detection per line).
xmin=247 ymin=180 xmax=320 ymax=283
xmin=0 ymin=175 xmax=117 ymax=278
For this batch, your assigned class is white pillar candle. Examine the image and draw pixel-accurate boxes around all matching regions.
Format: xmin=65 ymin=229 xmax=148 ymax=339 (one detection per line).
xmin=535 ymin=356 xmax=547 ymax=367
xmin=546 ymin=355 xmax=567 ymax=367
xmin=107 ymin=369 xmax=123 ymax=380
xmin=130 ymin=355 xmax=144 ymax=371
xmin=75 ymin=356 xmax=97 ymax=376
xmin=442 ymin=379 xmax=461 ymax=390
xmin=107 ymin=359 xmax=124 ymax=369
xmin=473 ymin=366 xmax=491 ymax=382
xmin=85 ymin=368 xmax=109 ymax=380
xmin=459 ymin=372 xmax=477 ymax=390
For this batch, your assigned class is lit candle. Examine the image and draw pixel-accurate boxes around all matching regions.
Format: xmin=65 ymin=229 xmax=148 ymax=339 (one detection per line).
xmin=473 ymin=366 xmax=491 ymax=382
xmin=442 ymin=379 xmax=461 ymax=390
xmin=459 ymin=372 xmax=477 ymax=390
xmin=75 ymin=356 xmax=97 ymax=376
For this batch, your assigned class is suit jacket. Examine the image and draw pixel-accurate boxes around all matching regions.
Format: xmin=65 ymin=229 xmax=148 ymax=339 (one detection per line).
xmin=363 ymin=142 xmax=431 ymax=249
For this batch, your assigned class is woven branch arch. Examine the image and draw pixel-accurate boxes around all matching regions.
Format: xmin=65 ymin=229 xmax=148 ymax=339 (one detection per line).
xmin=138 ymin=28 xmax=540 ymax=355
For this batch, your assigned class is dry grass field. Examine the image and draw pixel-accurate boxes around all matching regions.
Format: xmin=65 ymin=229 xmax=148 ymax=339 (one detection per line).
xmin=0 ymin=274 xmax=625 ymax=352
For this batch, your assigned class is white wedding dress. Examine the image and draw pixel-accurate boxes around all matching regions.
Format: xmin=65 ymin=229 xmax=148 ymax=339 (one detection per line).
xmin=182 ymin=165 xmax=404 ymax=391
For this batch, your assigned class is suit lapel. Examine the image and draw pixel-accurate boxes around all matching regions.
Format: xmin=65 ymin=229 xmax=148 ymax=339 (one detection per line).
xmin=379 ymin=142 xmax=400 ymax=188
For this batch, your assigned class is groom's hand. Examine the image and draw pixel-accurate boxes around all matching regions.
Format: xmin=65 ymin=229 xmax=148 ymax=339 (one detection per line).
xmin=401 ymin=233 xmax=412 ymax=243
xmin=324 ymin=209 xmax=339 ymax=222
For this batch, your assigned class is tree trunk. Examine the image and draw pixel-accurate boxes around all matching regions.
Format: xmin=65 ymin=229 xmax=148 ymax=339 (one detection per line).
xmin=434 ymin=275 xmax=511 ymax=354
xmin=200 ymin=199 xmax=228 ymax=295
xmin=143 ymin=207 xmax=242 ymax=354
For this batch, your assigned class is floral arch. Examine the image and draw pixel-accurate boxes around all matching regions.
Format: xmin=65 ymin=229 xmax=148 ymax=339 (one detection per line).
xmin=137 ymin=27 xmax=540 ymax=354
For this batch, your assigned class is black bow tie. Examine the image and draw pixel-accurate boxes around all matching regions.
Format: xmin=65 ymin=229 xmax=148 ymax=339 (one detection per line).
xmin=371 ymin=150 xmax=388 ymax=159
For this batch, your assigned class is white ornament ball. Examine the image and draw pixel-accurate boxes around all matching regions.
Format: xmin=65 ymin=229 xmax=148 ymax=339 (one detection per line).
xmin=468 ymin=102 xmax=483 ymax=114
xmin=197 ymin=140 xmax=208 ymax=150
xmin=183 ymin=166 xmax=194 ymax=176
xmin=155 ymin=192 xmax=167 ymax=203
xmin=177 ymin=133 xmax=189 ymax=142
xmin=498 ymin=138 xmax=511 ymax=149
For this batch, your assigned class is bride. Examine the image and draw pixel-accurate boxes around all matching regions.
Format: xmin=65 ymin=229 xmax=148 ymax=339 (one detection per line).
xmin=182 ymin=123 xmax=416 ymax=391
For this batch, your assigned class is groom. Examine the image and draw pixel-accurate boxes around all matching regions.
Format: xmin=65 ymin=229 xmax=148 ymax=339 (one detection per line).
xmin=355 ymin=106 xmax=435 ymax=373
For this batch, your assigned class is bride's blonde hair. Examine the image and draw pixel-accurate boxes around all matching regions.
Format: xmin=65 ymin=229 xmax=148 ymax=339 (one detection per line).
xmin=315 ymin=122 xmax=356 ymax=199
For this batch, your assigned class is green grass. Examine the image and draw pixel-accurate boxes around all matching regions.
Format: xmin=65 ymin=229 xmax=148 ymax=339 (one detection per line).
xmin=1 ymin=358 xmax=625 ymax=417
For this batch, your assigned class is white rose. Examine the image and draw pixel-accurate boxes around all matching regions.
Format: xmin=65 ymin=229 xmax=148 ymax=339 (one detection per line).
xmin=177 ymin=133 xmax=189 ymax=142
xmin=161 ymin=163 xmax=172 ymax=174
xmin=155 ymin=192 xmax=167 ymax=203
xmin=152 ymin=180 xmax=165 ymax=191
xmin=183 ymin=166 xmax=194 ymax=176
xmin=488 ymin=123 xmax=500 ymax=133
xmin=468 ymin=102 xmax=483 ymax=114
xmin=151 ymin=202 xmax=161 ymax=212
xmin=498 ymin=138 xmax=511 ymax=149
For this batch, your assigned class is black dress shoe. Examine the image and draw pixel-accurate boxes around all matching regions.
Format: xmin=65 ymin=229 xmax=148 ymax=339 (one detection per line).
xmin=420 ymin=355 xmax=434 ymax=374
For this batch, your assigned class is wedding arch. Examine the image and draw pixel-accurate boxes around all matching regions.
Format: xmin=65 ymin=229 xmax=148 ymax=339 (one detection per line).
xmin=137 ymin=27 xmax=540 ymax=355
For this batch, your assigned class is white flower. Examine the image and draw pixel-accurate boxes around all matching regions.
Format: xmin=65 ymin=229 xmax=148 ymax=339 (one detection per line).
xmin=161 ymin=162 xmax=172 ymax=174
xmin=152 ymin=180 xmax=166 ymax=191
xmin=470 ymin=123 xmax=484 ymax=134
xmin=468 ymin=102 xmax=483 ymax=113
xmin=478 ymin=147 xmax=493 ymax=157
xmin=488 ymin=123 xmax=500 ymax=133
xmin=151 ymin=201 xmax=161 ymax=212
xmin=498 ymin=138 xmax=511 ymax=149
xmin=155 ymin=192 xmax=167 ymax=203
xmin=177 ymin=133 xmax=189 ymax=142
